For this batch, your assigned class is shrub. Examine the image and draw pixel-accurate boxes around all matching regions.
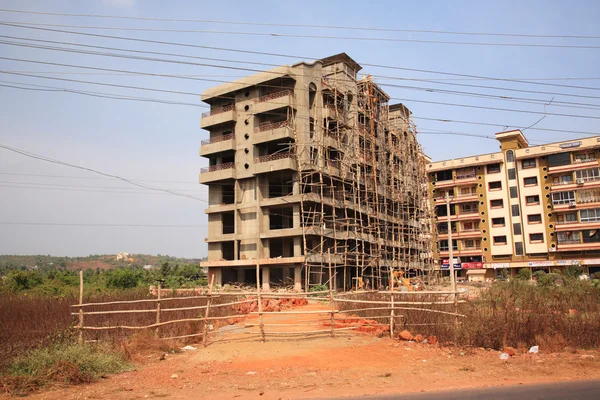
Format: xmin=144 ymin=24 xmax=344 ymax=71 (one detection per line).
xmin=5 ymin=271 xmax=43 ymax=292
xmin=537 ymin=273 xmax=562 ymax=288
xmin=1 ymin=343 xmax=132 ymax=395
xmin=591 ymin=272 xmax=600 ymax=280
xmin=516 ymin=268 xmax=531 ymax=281
xmin=564 ymin=265 xmax=584 ymax=279
xmin=106 ymin=268 xmax=139 ymax=289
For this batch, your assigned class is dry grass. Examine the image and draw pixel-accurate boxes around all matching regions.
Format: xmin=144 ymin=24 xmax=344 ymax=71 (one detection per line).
xmin=0 ymin=290 xmax=246 ymax=372
xmin=336 ymin=281 xmax=600 ymax=350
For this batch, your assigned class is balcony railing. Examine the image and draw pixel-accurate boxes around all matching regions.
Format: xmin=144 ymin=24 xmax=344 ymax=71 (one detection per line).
xmin=254 ymin=119 xmax=291 ymax=133
xmin=201 ymin=133 xmax=234 ymax=145
xmin=558 ymin=238 xmax=582 ymax=244
xmin=556 ymin=219 xmax=578 ymax=225
xmin=553 ymin=179 xmax=574 ymax=186
xmin=254 ymin=152 xmax=293 ymax=163
xmin=574 ymin=157 xmax=597 ymax=164
xmin=201 ymin=104 xmax=234 ymax=118
xmin=253 ymin=89 xmax=293 ymax=103
xmin=460 ymin=228 xmax=480 ymax=232
xmin=456 ymin=172 xmax=476 ymax=180
xmin=200 ymin=162 xmax=234 ymax=174
xmin=462 ymin=246 xmax=482 ymax=250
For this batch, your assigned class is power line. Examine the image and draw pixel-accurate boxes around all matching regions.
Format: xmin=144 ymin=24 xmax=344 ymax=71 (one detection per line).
xmin=0 ymin=180 xmax=206 ymax=193
xmin=3 ymin=36 xmax=600 ymax=109
xmin=0 ymin=184 xmax=205 ymax=197
xmin=4 ymin=20 xmax=600 ymax=49
xmin=2 ymin=8 xmax=599 ymax=40
xmin=0 ymin=143 xmax=205 ymax=201
xmin=0 ymin=171 xmax=204 ymax=185
xmin=0 ymin=221 xmax=207 ymax=228
xmin=4 ymin=21 xmax=600 ymax=97
xmin=4 ymin=21 xmax=600 ymax=93
xmin=4 ymin=56 xmax=600 ymax=122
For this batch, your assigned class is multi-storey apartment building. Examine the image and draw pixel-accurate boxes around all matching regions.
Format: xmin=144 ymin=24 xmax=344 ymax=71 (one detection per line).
xmin=198 ymin=53 xmax=432 ymax=291
xmin=428 ymin=130 xmax=600 ymax=281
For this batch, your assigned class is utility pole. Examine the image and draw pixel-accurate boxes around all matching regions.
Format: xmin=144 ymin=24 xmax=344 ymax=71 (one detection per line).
xmin=445 ymin=192 xmax=456 ymax=296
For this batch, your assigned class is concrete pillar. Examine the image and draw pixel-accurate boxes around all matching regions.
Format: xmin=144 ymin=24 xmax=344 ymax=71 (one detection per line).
xmin=208 ymin=267 xmax=222 ymax=287
xmin=282 ymin=266 xmax=290 ymax=283
xmin=294 ymin=265 xmax=302 ymax=292
xmin=236 ymin=268 xmax=245 ymax=283
xmin=294 ymin=237 xmax=302 ymax=257
xmin=262 ymin=266 xmax=270 ymax=291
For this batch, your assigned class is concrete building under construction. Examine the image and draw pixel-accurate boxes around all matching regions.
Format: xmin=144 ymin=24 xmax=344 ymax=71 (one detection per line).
xmin=198 ymin=53 xmax=432 ymax=291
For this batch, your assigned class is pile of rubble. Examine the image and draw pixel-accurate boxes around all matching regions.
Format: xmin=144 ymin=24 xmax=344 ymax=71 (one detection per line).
xmin=398 ymin=330 xmax=438 ymax=345
xmin=326 ymin=315 xmax=390 ymax=336
xmin=233 ymin=297 xmax=309 ymax=314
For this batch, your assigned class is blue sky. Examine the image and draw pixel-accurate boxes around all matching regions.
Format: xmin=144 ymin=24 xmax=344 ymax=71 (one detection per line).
xmin=0 ymin=0 xmax=599 ymax=257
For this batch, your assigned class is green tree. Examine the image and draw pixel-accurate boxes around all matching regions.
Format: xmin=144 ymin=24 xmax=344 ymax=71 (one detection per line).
xmin=516 ymin=268 xmax=532 ymax=281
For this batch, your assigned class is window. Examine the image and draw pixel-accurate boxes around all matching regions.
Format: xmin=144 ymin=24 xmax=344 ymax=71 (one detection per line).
xmin=460 ymin=187 xmax=476 ymax=196
xmin=508 ymin=168 xmax=516 ymax=180
xmin=522 ymin=158 xmax=536 ymax=169
xmin=551 ymin=191 xmax=575 ymax=205
xmin=548 ymin=152 xmax=571 ymax=167
xmin=515 ymin=242 xmax=524 ymax=256
xmin=558 ymin=231 xmax=581 ymax=244
xmin=510 ymin=186 xmax=518 ymax=198
xmin=490 ymin=199 xmax=504 ymax=208
xmin=460 ymin=203 xmax=477 ymax=213
xmin=463 ymin=239 xmax=475 ymax=248
xmin=524 ymin=177 xmax=538 ymax=186
xmin=579 ymin=189 xmax=600 ymax=203
xmin=530 ymin=233 xmax=544 ymax=243
xmin=492 ymin=217 xmax=505 ymax=227
xmin=528 ymin=214 xmax=542 ymax=224
xmin=489 ymin=181 xmax=502 ymax=190
xmin=506 ymin=150 xmax=514 ymax=162
xmin=557 ymin=213 xmax=577 ymax=224
xmin=580 ymin=208 xmax=600 ymax=223
xmin=462 ymin=221 xmax=479 ymax=231
xmin=487 ymin=163 xmax=501 ymax=174
xmin=493 ymin=235 xmax=508 ymax=245
xmin=439 ymin=240 xmax=458 ymax=251
xmin=511 ymin=204 xmax=520 ymax=217
xmin=456 ymin=167 xmax=476 ymax=180
xmin=526 ymin=195 xmax=540 ymax=205
xmin=513 ymin=223 xmax=522 ymax=235
xmin=574 ymin=152 xmax=596 ymax=163
xmin=575 ymin=168 xmax=600 ymax=182
xmin=436 ymin=170 xmax=452 ymax=182
xmin=553 ymin=174 xmax=573 ymax=185
xmin=582 ymin=229 xmax=600 ymax=243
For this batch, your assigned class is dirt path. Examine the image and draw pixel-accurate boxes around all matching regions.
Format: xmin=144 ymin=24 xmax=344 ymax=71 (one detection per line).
xmin=10 ymin=302 xmax=600 ymax=400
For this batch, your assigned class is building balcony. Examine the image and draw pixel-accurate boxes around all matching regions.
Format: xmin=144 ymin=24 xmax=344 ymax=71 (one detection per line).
xmin=439 ymin=248 xmax=482 ymax=257
xmin=555 ymin=220 xmax=600 ymax=231
xmin=433 ymin=192 xmax=478 ymax=204
xmin=199 ymin=162 xmax=235 ymax=183
xmin=551 ymin=176 xmax=600 ymax=192
xmin=437 ymin=211 xmax=480 ymax=222
xmin=254 ymin=152 xmax=296 ymax=174
xmin=253 ymin=90 xmax=294 ymax=114
xmin=200 ymin=134 xmax=235 ymax=156
xmin=201 ymin=104 xmax=236 ymax=129
xmin=556 ymin=241 xmax=600 ymax=251
xmin=548 ymin=159 xmax=598 ymax=174
xmin=254 ymin=120 xmax=293 ymax=144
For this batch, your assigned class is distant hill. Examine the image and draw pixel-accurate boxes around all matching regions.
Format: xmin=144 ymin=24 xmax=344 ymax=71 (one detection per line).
xmin=0 ymin=254 xmax=206 ymax=271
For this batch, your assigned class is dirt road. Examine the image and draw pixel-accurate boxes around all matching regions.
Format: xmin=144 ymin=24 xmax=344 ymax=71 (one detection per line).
xmin=11 ymin=302 xmax=600 ymax=400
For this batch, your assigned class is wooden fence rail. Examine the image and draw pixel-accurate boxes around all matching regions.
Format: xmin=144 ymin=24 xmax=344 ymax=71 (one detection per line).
xmin=73 ymin=268 xmax=465 ymax=343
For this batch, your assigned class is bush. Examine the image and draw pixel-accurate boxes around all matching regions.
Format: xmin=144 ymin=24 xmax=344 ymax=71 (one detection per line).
xmin=537 ymin=273 xmax=562 ymax=288
xmin=105 ymin=268 xmax=140 ymax=289
xmin=564 ymin=265 xmax=584 ymax=279
xmin=1 ymin=343 xmax=132 ymax=395
xmin=591 ymin=272 xmax=600 ymax=280
xmin=516 ymin=268 xmax=531 ymax=281
xmin=5 ymin=271 xmax=43 ymax=292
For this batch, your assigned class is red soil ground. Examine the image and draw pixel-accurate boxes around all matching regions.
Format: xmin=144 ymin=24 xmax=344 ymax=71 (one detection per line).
xmin=8 ymin=302 xmax=600 ymax=400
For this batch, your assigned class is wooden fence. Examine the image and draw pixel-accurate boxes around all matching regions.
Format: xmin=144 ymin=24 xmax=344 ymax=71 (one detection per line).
xmin=73 ymin=270 xmax=466 ymax=344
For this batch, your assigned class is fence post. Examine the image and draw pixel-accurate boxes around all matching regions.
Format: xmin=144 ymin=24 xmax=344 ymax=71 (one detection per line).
xmin=390 ymin=292 xmax=395 ymax=339
xmin=154 ymin=281 xmax=162 ymax=339
xmin=202 ymin=275 xmax=215 ymax=347
xmin=328 ymin=249 xmax=335 ymax=338
xmin=78 ymin=270 xmax=84 ymax=344
xmin=256 ymin=260 xmax=265 ymax=342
